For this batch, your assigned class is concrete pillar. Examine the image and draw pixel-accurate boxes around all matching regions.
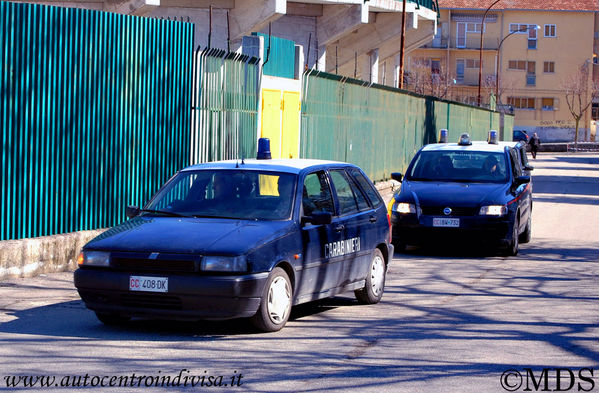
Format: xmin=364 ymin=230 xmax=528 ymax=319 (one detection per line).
xmin=369 ymin=49 xmax=379 ymax=83
xmin=317 ymin=45 xmax=326 ymax=72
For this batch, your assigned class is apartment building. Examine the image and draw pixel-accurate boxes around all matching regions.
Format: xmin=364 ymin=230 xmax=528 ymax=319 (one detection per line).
xmin=407 ymin=0 xmax=599 ymax=142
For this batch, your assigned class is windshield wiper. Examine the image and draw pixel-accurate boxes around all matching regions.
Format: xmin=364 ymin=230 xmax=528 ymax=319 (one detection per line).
xmin=140 ymin=209 xmax=192 ymax=218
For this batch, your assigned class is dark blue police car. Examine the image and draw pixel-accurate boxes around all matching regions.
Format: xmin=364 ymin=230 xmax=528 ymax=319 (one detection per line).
xmin=389 ymin=132 xmax=533 ymax=256
xmin=75 ymin=143 xmax=393 ymax=332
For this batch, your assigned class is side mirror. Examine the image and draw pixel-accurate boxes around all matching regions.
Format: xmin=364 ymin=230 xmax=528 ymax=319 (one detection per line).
xmin=301 ymin=211 xmax=333 ymax=226
xmin=126 ymin=205 xmax=140 ymax=219
xmin=515 ymin=175 xmax=531 ymax=185
xmin=391 ymin=172 xmax=403 ymax=182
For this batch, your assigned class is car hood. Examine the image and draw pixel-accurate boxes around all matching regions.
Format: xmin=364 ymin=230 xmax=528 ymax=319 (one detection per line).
xmin=84 ymin=216 xmax=295 ymax=255
xmin=400 ymin=180 xmax=508 ymax=207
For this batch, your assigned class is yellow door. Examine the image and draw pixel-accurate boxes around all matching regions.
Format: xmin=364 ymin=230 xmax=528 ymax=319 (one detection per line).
xmin=282 ymin=91 xmax=300 ymax=159
xmin=261 ymin=89 xmax=282 ymax=159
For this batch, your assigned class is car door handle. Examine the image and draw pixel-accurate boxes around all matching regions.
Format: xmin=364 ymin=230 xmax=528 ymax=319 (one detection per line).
xmin=369 ymin=216 xmax=377 ymax=223
xmin=334 ymin=224 xmax=345 ymax=232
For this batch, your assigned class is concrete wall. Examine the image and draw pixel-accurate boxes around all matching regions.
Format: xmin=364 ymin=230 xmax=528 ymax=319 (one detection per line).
xmin=518 ymin=125 xmax=592 ymax=143
xmin=0 ymin=229 xmax=107 ymax=280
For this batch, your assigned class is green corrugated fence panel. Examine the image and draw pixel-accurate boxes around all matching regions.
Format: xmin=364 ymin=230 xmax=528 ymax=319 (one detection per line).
xmin=254 ymin=33 xmax=295 ymax=79
xmin=300 ymin=71 xmax=509 ymax=182
xmin=190 ymin=48 xmax=260 ymax=164
xmin=0 ymin=1 xmax=193 ymax=241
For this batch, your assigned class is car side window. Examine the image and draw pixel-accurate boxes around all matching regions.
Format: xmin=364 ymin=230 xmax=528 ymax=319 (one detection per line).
xmin=518 ymin=146 xmax=530 ymax=169
xmin=302 ymin=172 xmax=334 ymax=216
xmin=509 ymin=149 xmax=522 ymax=178
xmin=348 ymin=168 xmax=383 ymax=207
xmin=329 ymin=170 xmax=368 ymax=215
xmin=347 ymin=175 xmax=371 ymax=211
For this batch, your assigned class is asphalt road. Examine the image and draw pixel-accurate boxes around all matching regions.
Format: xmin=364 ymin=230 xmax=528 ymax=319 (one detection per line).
xmin=0 ymin=152 xmax=598 ymax=393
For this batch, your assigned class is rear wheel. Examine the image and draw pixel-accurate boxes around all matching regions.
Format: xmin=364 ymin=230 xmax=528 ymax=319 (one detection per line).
xmin=250 ymin=267 xmax=292 ymax=332
xmin=355 ymin=249 xmax=386 ymax=304
xmin=95 ymin=312 xmax=130 ymax=326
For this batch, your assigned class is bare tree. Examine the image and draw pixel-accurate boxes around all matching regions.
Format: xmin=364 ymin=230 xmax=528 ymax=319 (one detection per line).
xmin=482 ymin=74 xmax=518 ymax=111
xmin=404 ymin=60 xmax=454 ymax=99
xmin=562 ymin=63 xmax=599 ymax=150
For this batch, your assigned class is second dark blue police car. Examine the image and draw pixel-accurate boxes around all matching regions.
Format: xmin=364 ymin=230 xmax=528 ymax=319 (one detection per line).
xmin=74 ymin=140 xmax=393 ymax=332
xmin=389 ymin=131 xmax=533 ymax=256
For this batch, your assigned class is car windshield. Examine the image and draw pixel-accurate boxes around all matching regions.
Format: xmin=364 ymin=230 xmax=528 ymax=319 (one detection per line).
xmin=407 ymin=151 xmax=508 ymax=183
xmin=144 ymin=170 xmax=297 ymax=220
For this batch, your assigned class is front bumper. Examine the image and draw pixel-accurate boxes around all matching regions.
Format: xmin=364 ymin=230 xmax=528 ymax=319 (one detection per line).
xmin=74 ymin=268 xmax=269 ymax=320
xmin=391 ymin=212 xmax=513 ymax=246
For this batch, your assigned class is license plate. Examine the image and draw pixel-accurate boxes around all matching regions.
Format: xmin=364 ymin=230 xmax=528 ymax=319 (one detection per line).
xmin=433 ymin=218 xmax=460 ymax=228
xmin=129 ymin=276 xmax=168 ymax=293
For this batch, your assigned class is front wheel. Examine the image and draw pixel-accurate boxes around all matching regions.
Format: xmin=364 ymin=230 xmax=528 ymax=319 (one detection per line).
xmin=355 ymin=249 xmax=386 ymax=304
xmin=250 ymin=267 xmax=292 ymax=332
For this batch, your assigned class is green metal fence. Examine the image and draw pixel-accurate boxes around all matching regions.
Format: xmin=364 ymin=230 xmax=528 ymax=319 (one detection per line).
xmin=0 ymin=1 xmax=193 ymax=241
xmin=190 ymin=48 xmax=260 ymax=164
xmin=300 ymin=71 xmax=513 ymax=182
xmin=254 ymin=33 xmax=295 ymax=79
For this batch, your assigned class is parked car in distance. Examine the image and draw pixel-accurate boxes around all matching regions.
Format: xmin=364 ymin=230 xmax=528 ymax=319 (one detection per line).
xmin=74 ymin=140 xmax=393 ymax=332
xmin=513 ymin=130 xmax=530 ymax=143
xmin=389 ymin=132 xmax=533 ymax=256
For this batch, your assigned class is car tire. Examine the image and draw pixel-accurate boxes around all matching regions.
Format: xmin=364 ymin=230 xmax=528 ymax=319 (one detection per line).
xmin=355 ymin=249 xmax=386 ymax=304
xmin=519 ymin=213 xmax=532 ymax=244
xmin=95 ymin=312 xmax=131 ymax=326
xmin=250 ymin=267 xmax=292 ymax=332
xmin=504 ymin=218 xmax=520 ymax=256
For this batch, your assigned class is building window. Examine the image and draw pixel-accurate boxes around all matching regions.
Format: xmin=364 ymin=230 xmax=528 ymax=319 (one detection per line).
xmin=465 ymin=59 xmax=481 ymax=69
xmin=509 ymin=23 xmax=538 ymax=48
xmin=508 ymin=60 xmax=535 ymax=71
xmin=544 ymin=24 xmax=556 ymax=37
xmin=509 ymin=23 xmax=531 ymax=33
xmin=526 ymin=61 xmax=536 ymax=85
xmin=541 ymin=98 xmax=555 ymax=110
xmin=592 ymin=103 xmax=599 ymax=120
xmin=508 ymin=97 xmax=536 ymax=109
xmin=456 ymin=59 xmax=465 ymax=82
xmin=508 ymin=60 xmax=526 ymax=70
xmin=457 ymin=23 xmax=466 ymax=48
xmin=543 ymin=61 xmax=555 ymax=73
xmin=528 ymin=27 xmax=538 ymax=49
xmin=431 ymin=59 xmax=441 ymax=74
xmin=465 ymin=23 xmax=485 ymax=33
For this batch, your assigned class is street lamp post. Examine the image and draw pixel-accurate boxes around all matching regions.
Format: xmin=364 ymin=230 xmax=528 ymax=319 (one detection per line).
xmin=477 ymin=0 xmax=502 ymax=107
xmin=495 ymin=25 xmax=540 ymax=107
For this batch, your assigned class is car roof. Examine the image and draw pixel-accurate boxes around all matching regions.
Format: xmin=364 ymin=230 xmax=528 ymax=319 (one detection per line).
xmin=180 ymin=159 xmax=354 ymax=175
xmin=421 ymin=141 xmax=518 ymax=153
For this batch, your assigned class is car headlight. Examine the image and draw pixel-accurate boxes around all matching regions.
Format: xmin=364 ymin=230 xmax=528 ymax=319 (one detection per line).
xmin=201 ymin=256 xmax=247 ymax=272
xmin=479 ymin=205 xmax=507 ymax=216
xmin=78 ymin=251 xmax=110 ymax=267
xmin=394 ymin=202 xmax=417 ymax=214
